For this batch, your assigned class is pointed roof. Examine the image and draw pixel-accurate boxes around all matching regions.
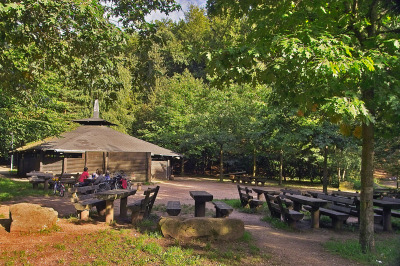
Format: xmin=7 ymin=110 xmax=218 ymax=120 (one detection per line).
xmin=17 ymin=125 xmax=180 ymax=157
xmin=73 ymin=99 xmax=116 ymax=126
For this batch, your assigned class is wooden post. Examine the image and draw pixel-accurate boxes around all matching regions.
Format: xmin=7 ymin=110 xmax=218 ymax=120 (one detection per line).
xmin=63 ymin=157 xmax=67 ymax=173
xmin=39 ymin=151 xmax=44 ymax=172
xmin=146 ymin=152 xmax=152 ymax=183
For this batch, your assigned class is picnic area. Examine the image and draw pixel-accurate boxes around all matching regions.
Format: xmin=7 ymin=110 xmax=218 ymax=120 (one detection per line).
xmin=1 ymin=166 xmax=399 ymax=265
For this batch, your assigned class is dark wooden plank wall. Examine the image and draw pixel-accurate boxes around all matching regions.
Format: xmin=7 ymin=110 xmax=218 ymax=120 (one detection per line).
xmin=108 ymin=152 xmax=148 ymax=181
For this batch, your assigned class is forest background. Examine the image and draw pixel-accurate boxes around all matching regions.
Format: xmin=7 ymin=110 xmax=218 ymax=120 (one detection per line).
xmin=1 ymin=0 xmax=399 ymax=189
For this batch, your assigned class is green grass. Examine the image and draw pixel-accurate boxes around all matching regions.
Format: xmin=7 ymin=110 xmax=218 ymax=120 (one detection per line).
xmin=0 ymin=177 xmax=50 ymax=201
xmin=324 ymin=236 xmax=400 ymax=265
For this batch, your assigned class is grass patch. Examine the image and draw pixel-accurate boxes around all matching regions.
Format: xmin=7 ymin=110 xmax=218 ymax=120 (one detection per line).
xmin=0 ymin=225 xmax=273 ymax=265
xmin=216 ymin=199 xmax=269 ymax=215
xmin=0 ymin=177 xmax=49 ymax=201
xmin=324 ymin=236 xmax=400 ymax=265
xmin=261 ymin=215 xmax=291 ymax=230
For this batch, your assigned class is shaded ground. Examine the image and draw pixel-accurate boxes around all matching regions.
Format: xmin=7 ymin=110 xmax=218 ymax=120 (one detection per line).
xmin=1 ymin=169 xmax=395 ymax=265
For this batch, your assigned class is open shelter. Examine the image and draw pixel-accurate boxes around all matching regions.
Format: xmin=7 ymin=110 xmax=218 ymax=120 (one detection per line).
xmin=14 ymin=101 xmax=180 ymax=182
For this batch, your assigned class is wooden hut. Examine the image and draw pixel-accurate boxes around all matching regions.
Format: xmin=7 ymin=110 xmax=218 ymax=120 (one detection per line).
xmin=15 ymin=101 xmax=179 ymax=181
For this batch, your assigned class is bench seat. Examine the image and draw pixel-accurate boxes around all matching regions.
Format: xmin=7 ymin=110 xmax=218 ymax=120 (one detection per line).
xmin=166 ymin=201 xmax=181 ymax=216
xmin=319 ymin=207 xmax=349 ymax=230
xmin=29 ymin=178 xmax=45 ymax=189
xmin=374 ymin=208 xmax=400 ymax=218
xmin=127 ymin=186 xmax=160 ymax=224
xmin=213 ymin=201 xmax=233 ymax=218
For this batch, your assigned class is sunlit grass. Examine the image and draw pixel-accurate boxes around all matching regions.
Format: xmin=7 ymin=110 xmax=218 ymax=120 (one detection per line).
xmin=0 ymin=177 xmax=49 ymax=201
xmin=0 ymin=227 xmax=273 ymax=265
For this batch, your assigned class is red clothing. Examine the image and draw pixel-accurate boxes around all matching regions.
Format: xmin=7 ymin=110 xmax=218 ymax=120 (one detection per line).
xmin=78 ymin=171 xmax=89 ymax=183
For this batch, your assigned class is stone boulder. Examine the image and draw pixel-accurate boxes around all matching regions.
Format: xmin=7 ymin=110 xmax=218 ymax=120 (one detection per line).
xmin=159 ymin=217 xmax=244 ymax=240
xmin=9 ymin=203 xmax=58 ymax=233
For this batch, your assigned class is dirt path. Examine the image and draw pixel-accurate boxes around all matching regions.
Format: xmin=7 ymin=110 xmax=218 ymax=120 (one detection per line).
xmin=0 ymin=174 xmax=369 ymax=265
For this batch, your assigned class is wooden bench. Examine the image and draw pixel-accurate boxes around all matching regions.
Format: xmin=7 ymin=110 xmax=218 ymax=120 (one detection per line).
xmin=127 ymin=186 xmax=160 ymax=223
xmin=265 ymin=194 xmax=303 ymax=228
xmin=166 ymin=201 xmax=181 ymax=216
xmin=27 ymin=172 xmax=54 ymax=190
xmin=265 ymin=194 xmax=282 ymax=219
xmin=312 ymin=203 xmax=350 ymax=230
xmin=254 ymin=177 xmax=268 ymax=186
xmin=239 ymin=176 xmax=252 ymax=184
xmin=237 ymin=185 xmax=262 ymax=208
xmin=373 ymin=197 xmax=400 ymax=218
xmin=281 ymin=188 xmax=302 ymax=195
xmin=212 ymin=201 xmax=234 ymax=218
xmin=70 ymin=184 xmax=105 ymax=220
xmin=317 ymin=194 xmax=382 ymax=224
xmin=57 ymin=173 xmax=79 ymax=188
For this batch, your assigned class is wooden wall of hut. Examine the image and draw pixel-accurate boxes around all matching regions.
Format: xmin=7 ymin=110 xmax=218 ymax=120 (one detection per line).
xmin=18 ymin=151 xmax=152 ymax=182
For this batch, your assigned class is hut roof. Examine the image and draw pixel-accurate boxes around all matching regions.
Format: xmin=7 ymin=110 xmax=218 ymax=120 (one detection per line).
xmin=17 ymin=125 xmax=180 ymax=157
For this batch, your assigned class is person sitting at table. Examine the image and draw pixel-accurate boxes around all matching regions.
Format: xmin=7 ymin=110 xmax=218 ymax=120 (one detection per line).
xmin=104 ymin=170 xmax=111 ymax=181
xmin=77 ymin=167 xmax=90 ymax=186
xmin=93 ymin=169 xmax=106 ymax=185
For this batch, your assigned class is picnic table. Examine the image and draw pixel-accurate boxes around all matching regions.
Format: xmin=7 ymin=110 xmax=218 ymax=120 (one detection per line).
xmin=284 ymin=194 xmax=328 ymax=228
xmin=373 ymin=199 xmax=400 ymax=231
xmin=26 ymin=172 xmax=54 ymax=190
xmin=95 ymin=189 xmax=137 ymax=223
xmin=252 ymin=187 xmax=280 ymax=200
xmin=189 ymin=191 xmax=213 ymax=217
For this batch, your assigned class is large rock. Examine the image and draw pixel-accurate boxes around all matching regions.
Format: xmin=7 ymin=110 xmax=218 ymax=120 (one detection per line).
xmin=159 ymin=217 xmax=244 ymax=240
xmin=9 ymin=203 xmax=58 ymax=233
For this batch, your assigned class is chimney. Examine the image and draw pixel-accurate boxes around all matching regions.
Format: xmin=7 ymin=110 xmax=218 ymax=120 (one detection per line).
xmin=93 ymin=99 xmax=99 ymax=119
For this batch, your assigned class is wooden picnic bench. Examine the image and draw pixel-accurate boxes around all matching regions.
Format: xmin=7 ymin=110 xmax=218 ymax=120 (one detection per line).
xmin=373 ymin=197 xmax=400 ymax=219
xmin=237 ymin=185 xmax=263 ymax=208
xmin=228 ymin=171 xmax=246 ymax=183
xmin=166 ymin=201 xmax=181 ymax=216
xmin=56 ymin=173 xmax=79 ymax=188
xmin=304 ymin=195 xmax=351 ymax=230
xmin=26 ymin=171 xmax=54 ymax=190
xmin=70 ymin=184 xmax=105 ymax=220
xmin=316 ymin=194 xmax=382 ymax=225
xmin=265 ymin=194 xmax=304 ymax=228
xmin=254 ymin=177 xmax=268 ymax=186
xmin=212 ymin=201 xmax=234 ymax=218
xmin=127 ymin=186 xmax=160 ymax=223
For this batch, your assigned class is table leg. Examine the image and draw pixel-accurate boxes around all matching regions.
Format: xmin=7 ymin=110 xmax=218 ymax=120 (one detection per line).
xmin=310 ymin=209 xmax=320 ymax=229
xmin=105 ymin=199 xmax=114 ymax=223
xmin=195 ymin=201 xmax=206 ymax=217
xmin=382 ymin=206 xmax=392 ymax=232
xmin=44 ymin=179 xmax=49 ymax=191
xmin=120 ymin=197 xmax=128 ymax=218
xmin=293 ymin=202 xmax=302 ymax=212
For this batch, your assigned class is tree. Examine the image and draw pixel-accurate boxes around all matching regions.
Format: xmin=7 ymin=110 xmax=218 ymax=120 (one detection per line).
xmin=207 ymin=0 xmax=400 ymax=252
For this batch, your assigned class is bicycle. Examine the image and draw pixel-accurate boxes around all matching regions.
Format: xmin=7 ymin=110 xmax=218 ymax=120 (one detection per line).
xmin=53 ymin=178 xmax=65 ymax=197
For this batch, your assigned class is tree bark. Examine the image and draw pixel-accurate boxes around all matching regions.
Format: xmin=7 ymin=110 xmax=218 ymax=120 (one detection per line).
xmin=219 ymin=144 xmax=224 ymax=182
xmin=359 ymin=120 xmax=375 ymax=253
xmin=252 ymin=147 xmax=257 ymax=177
xmin=323 ymin=146 xmax=329 ymax=193
xmin=279 ymin=150 xmax=283 ymax=185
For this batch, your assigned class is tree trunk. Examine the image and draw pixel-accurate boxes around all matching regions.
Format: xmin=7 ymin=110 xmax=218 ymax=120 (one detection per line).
xmin=279 ymin=150 xmax=283 ymax=185
xmin=342 ymin=169 xmax=346 ymax=181
xmin=323 ymin=146 xmax=328 ymax=193
xmin=359 ymin=121 xmax=375 ymax=253
xmin=219 ymin=144 xmax=224 ymax=182
xmin=181 ymin=158 xmax=185 ymax=175
xmin=252 ymin=147 xmax=257 ymax=177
